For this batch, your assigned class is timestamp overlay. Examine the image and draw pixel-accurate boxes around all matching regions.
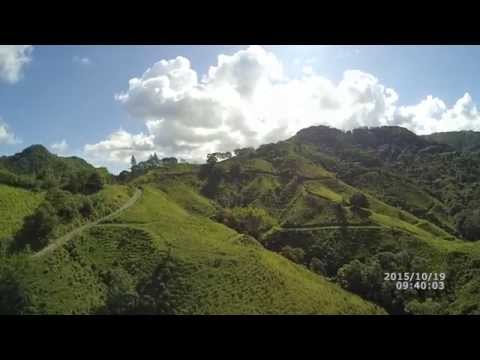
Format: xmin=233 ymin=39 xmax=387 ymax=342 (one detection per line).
xmin=384 ymin=272 xmax=446 ymax=290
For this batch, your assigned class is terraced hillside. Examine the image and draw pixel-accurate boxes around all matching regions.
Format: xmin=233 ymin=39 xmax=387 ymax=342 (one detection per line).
xmin=163 ymin=126 xmax=480 ymax=314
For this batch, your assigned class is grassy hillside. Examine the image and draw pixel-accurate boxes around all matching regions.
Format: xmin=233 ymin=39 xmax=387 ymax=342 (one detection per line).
xmin=0 ymin=184 xmax=43 ymax=242
xmin=6 ymin=185 xmax=384 ymax=315
xmin=174 ymin=126 xmax=480 ymax=314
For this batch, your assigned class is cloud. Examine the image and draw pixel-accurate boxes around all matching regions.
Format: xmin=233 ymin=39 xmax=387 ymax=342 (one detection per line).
xmin=0 ymin=45 xmax=33 ymax=84
xmin=50 ymin=139 xmax=69 ymax=155
xmin=86 ymin=45 xmax=480 ymax=170
xmin=392 ymin=93 xmax=480 ymax=134
xmin=84 ymin=129 xmax=156 ymax=166
xmin=73 ymin=56 xmax=92 ymax=66
xmin=0 ymin=120 xmax=20 ymax=145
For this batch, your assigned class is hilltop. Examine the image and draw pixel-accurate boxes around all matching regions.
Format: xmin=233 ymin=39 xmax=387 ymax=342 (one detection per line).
xmin=424 ymin=130 xmax=480 ymax=153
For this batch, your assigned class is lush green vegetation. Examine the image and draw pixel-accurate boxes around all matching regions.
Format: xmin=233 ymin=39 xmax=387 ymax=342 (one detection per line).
xmin=2 ymin=186 xmax=384 ymax=314
xmin=424 ymin=131 xmax=480 ymax=153
xmin=0 ymin=184 xmax=43 ymax=242
xmin=2 ymin=125 xmax=480 ymax=315
xmin=0 ymin=144 xmax=111 ymax=194
xmin=11 ymin=185 xmax=133 ymax=252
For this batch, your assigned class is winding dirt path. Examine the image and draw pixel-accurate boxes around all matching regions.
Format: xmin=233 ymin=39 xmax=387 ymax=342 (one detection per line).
xmin=32 ymin=188 xmax=142 ymax=258
xmin=278 ymin=225 xmax=383 ymax=231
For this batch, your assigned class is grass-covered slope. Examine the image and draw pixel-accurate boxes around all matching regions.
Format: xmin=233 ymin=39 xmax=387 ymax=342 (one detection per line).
xmin=10 ymin=186 xmax=384 ymax=315
xmin=0 ymin=184 xmax=43 ymax=241
xmin=113 ymin=186 xmax=384 ymax=314
xmin=176 ymin=127 xmax=480 ymax=314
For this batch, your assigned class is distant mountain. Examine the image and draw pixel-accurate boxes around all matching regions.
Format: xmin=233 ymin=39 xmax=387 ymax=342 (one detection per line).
xmin=295 ymin=125 xmax=453 ymax=163
xmin=0 ymin=145 xmax=94 ymax=177
xmin=423 ymin=131 xmax=480 ymax=153
xmin=0 ymin=145 xmax=112 ymax=192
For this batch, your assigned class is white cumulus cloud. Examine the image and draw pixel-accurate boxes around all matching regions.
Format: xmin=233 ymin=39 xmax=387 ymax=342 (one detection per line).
xmin=393 ymin=93 xmax=480 ymax=134
xmin=85 ymin=45 xmax=480 ymax=170
xmin=50 ymin=139 xmax=69 ymax=155
xmin=84 ymin=129 xmax=156 ymax=165
xmin=0 ymin=45 xmax=33 ymax=84
xmin=0 ymin=120 xmax=20 ymax=145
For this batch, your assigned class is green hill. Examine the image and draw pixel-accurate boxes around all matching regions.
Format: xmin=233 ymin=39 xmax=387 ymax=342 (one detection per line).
xmin=3 ymin=185 xmax=384 ymax=315
xmin=0 ymin=145 xmax=93 ymax=177
xmin=0 ymin=144 xmax=112 ymax=193
xmin=172 ymin=125 xmax=480 ymax=314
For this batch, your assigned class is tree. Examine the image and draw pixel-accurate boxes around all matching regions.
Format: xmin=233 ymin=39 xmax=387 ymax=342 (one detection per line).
xmin=337 ymin=259 xmax=368 ymax=294
xmin=309 ymin=257 xmax=327 ymax=275
xmin=152 ymin=153 xmax=160 ymax=165
xmin=222 ymin=152 xmax=232 ymax=160
xmin=46 ymin=188 xmax=78 ymax=222
xmin=79 ymin=197 xmax=94 ymax=218
xmin=332 ymin=203 xmax=347 ymax=225
xmin=101 ymin=268 xmax=138 ymax=314
xmin=64 ymin=171 xmax=89 ymax=193
xmin=16 ymin=202 xmax=59 ymax=251
xmin=118 ymin=170 xmax=130 ymax=183
xmin=456 ymin=209 xmax=480 ymax=241
xmin=85 ymin=172 xmax=104 ymax=194
xmin=207 ymin=152 xmax=231 ymax=165
xmin=280 ymin=246 xmax=305 ymax=264
xmin=349 ymin=192 xmax=369 ymax=208
xmin=162 ymin=157 xmax=178 ymax=166
xmin=229 ymin=163 xmax=242 ymax=180
xmin=218 ymin=206 xmax=276 ymax=239
xmin=0 ymin=259 xmax=28 ymax=314
xmin=37 ymin=169 xmax=59 ymax=190
xmin=206 ymin=153 xmax=218 ymax=165
xmin=234 ymin=147 xmax=255 ymax=157
xmin=130 ymin=155 xmax=137 ymax=170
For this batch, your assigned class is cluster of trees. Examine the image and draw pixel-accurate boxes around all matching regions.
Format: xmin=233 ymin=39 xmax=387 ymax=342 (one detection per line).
xmin=336 ymin=251 xmax=432 ymax=314
xmin=206 ymin=148 xmax=256 ymax=165
xmin=99 ymin=255 xmax=176 ymax=314
xmin=455 ymin=209 xmax=480 ymax=241
xmin=128 ymin=154 xmax=180 ymax=176
xmin=233 ymin=147 xmax=255 ymax=158
xmin=206 ymin=152 xmax=232 ymax=165
xmin=14 ymin=188 xmax=103 ymax=251
xmin=0 ymin=166 xmax=105 ymax=195
xmin=0 ymin=255 xmax=28 ymax=314
xmin=349 ymin=192 xmax=369 ymax=208
xmin=387 ymin=151 xmax=480 ymax=241
xmin=0 ymin=169 xmax=38 ymax=190
xmin=215 ymin=206 xmax=276 ymax=239
xmin=63 ymin=171 xmax=104 ymax=195
xmin=15 ymin=202 xmax=58 ymax=251
xmin=280 ymin=246 xmax=305 ymax=264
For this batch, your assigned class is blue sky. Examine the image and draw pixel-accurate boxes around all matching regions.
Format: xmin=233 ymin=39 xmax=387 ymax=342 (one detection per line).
xmin=1 ymin=45 xmax=480 ymax=173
